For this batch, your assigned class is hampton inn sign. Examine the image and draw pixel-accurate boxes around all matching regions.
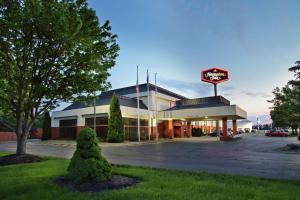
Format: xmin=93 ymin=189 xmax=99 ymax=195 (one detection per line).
xmin=201 ymin=68 xmax=229 ymax=84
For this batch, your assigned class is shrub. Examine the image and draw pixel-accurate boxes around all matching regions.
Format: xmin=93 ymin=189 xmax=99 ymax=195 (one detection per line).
xmin=67 ymin=128 xmax=111 ymax=183
xmin=42 ymin=112 xmax=51 ymax=140
xmin=107 ymin=93 xmax=124 ymax=142
xmin=192 ymin=128 xmax=203 ymax=137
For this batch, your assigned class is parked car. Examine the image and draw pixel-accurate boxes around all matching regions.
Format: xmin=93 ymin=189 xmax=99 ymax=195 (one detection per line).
xmin=210 ymin=130 xmax=223 ymax=137
xmin=265 ymin=130 xmax=288 ymax=137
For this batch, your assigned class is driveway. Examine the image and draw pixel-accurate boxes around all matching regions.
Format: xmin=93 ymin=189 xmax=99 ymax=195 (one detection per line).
xmin=1 ymin=134 xmax=300 ymax=180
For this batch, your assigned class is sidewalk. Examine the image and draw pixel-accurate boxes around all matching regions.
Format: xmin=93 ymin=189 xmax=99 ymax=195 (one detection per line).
xmin=28 ymin=138 xmax=174 ymax=148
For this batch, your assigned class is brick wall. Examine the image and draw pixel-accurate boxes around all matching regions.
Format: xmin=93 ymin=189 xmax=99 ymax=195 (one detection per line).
xmin=0 ymin=132 xmax=16 ymax=142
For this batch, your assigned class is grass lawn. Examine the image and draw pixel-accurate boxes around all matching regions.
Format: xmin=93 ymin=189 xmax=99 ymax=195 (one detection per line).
xmin=1 ymin=153 xmax=300 ymax=200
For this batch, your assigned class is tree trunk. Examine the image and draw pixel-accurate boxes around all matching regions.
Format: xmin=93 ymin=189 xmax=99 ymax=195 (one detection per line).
xmin=16 ymin=132 xmax=28 ymax=155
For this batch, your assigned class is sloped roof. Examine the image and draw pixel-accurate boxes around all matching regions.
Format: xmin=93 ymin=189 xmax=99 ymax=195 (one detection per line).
xmin=105 ymin=83 xmax=187 ymax=100
xmin=165 ymin=96 xmax=230 ymax=111
xmin=63 ymin=93 xmax=148 ymax=111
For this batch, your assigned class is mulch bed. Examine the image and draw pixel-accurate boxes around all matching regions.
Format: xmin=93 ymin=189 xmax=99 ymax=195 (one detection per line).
xmin=0 ymin=154 xmax=42 ymax=166
xmin=54 ymin=175 xmax=138 ymax=192
xmin=279 ymin=143 xmax=300 ymax=152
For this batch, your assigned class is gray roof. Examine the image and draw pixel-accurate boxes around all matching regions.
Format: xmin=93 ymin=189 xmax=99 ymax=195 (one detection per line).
xmin=105 ymin=83 xmax=187 ymax=100
xmin=63 ymin=94 xmax=148 ymax=111
xmin=165 ymin=96 xmax=230 ymax=111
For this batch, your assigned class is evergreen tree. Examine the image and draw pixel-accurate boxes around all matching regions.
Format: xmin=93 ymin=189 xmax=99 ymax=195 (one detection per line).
xmin=107 ymin=93 xmax=124 ymax=142
xmin=68 ymin=128 xmax=111 ymax=183
xmin=42 ymin=112 xmax=51 ymax=140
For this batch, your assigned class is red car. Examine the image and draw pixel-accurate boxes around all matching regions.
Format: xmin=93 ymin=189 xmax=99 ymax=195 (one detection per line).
xmin=265 ymin=130 xmax=288 ymax=137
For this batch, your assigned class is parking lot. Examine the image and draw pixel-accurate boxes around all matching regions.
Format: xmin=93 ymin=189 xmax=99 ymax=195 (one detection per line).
xmin=1 ymin=134 xmax=300 ymax=180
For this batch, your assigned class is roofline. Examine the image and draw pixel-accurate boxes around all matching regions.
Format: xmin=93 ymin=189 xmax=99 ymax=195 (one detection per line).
xmin=107 ymin=83 xmax=187 ymax=99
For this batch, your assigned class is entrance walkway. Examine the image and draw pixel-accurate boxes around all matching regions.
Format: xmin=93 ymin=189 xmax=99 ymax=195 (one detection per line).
xmin=1 ymin=134 xmax=300 ymax=180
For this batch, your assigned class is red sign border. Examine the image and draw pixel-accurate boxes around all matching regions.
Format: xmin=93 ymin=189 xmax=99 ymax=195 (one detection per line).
xmin=201 ymin=67 xmax=229 ymax=84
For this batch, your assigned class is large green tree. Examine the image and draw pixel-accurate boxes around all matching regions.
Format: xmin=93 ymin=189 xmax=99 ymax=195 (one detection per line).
xmin=269 ymin=61 xmax=300 ymax=134
xmin=269 ymin=85 xmax=300 ymax=133
xmin=0 ymin=0 xmax=119 ymax=154
xmin=107 ymin=93 xmax=124 ymax=142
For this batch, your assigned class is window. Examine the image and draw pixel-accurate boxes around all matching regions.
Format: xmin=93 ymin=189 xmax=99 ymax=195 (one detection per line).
xmin=123 ymin=118 xmax=149 ymax=140
xmin=85 ymin=117 xmax=108 ymax=126
xmin=85 ymin=117 xmax=109 ymax=140
xmin=59 ymin=119 xmax=77 ymax=139
xmin=59 ymin=119 xmax=77 ymax=127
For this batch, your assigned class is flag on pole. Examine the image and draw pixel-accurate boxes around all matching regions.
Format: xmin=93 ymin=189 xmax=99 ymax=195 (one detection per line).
xmin=147 ymin=69 xmax=149 ymax=85
xmin=136 ymin=66 xmax=139 ymax=93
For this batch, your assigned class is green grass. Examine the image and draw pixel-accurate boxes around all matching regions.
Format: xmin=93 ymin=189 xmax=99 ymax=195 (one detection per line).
xmin=0 ymin=151 xmax=12 ymax=157
xmin=1 ymin=154 xmax=300 ymax=200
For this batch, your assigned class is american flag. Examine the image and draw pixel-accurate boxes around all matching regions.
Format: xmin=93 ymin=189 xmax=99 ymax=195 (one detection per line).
xmin=147 ymin=69 xmax=149 ymax=85
xmin=136 ymin=65 xmax=139 ymax=93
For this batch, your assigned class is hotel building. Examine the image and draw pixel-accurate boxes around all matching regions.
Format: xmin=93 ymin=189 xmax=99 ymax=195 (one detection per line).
xmin=51 ymin=83 xmax=247 ymax=141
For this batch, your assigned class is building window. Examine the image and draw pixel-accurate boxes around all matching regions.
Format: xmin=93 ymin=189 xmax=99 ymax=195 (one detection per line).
xmin=85 ymin=117 xmax=108 ymax=140
xmin=123 ymin=118 xmax=149 ymax=141
xmin=59 ymin=119 xmax=77 ymax=139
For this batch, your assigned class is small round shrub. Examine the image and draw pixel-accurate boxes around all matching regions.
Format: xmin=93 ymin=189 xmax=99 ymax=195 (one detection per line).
xmin=67 ymin=128 xmax=111 ymax=183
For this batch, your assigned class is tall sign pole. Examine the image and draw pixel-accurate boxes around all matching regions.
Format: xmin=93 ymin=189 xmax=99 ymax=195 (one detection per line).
xmin=201 ymin=67 xmax=229 ymax=137
xmin=214 ymin=84 xmax=217 ymax=96
xmin=213 ymin=83 xmax=219 ymax=135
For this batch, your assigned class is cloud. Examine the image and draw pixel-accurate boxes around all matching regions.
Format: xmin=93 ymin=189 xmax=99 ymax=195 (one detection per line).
xmin=241 ymin=91 xmax=272 ymax=98
xmin=158 ymin=78 xmax=211 ymax=98
xmin=158 ymin=78 xmax=235 ymax=98
xmin=220 ymin=85 xmax=235 ymax=91
xmin=247 ymin=114 xmax=272 ymax=124
xmin=223 ymin=93 xmax=233 ymax=97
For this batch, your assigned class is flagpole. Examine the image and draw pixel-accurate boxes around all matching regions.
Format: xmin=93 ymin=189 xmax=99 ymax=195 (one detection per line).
xmin=155 ymin=73 xmax=158 ymax=141
xmin=137 ymin=66 xmax=140 ymax=142
xmin=147 ymin=69 xmax=151 ymax=141
xmin=93 ymin=92 xmax=96 ymax=132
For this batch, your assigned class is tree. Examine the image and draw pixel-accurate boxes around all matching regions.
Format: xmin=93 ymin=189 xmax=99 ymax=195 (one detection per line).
xmin=67 ymin=127 xmax=111 ymax=183
xmin=42 ymin=111 xmax=51 ymax=140
xmin=0 ymin=0 xmax=119 ymax=154
xmin=269 ymin=85 xmax=300 ymax=133
xmin=288 ymin=61 xmax=300 ymax=86
xmin=107 ymin=93 xmax=124 ymax=142
xmin=269 ymin=61 xmax=300 ymax=134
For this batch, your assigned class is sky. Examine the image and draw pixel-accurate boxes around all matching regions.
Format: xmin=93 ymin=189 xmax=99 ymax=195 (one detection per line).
xmin=73 ymin=0 xmax=300 ymax=124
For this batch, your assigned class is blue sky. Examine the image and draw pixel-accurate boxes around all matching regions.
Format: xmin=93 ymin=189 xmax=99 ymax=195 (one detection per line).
xmin=83 ymin=0 xmax=300 ymax=123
